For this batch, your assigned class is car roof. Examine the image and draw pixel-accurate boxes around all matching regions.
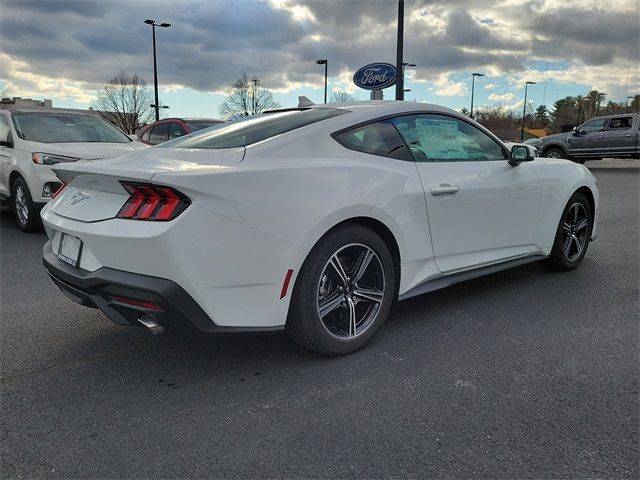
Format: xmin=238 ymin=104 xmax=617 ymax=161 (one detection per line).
xmin=0 ymin=108 xmax=97 ymax=116
xmin=150 ymin=117 xmax=222 ymax=122
xmin=309 ymin=100 xmax=461 ymax=116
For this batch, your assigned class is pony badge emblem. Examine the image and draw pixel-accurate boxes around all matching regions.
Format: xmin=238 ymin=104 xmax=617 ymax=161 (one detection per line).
xmin=71 ymin=192 xmax=90 ymax=205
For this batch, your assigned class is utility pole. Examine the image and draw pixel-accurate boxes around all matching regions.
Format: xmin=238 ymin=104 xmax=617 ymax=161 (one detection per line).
xmin=395 ymin=0 xmax=404 ymax=101
xmin=521 ymin=81 xmax=536 ymax=141
xmin=251 ymin=77 xmax=259 ymax=115
xmin=470 ymin=72 xmax=484 ymax=119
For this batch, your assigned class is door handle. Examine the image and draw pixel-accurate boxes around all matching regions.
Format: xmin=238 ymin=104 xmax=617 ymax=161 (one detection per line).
xmin=431 ymin=184 xmax=459 ymax=196
xmin=624 ymin=134 xmax=632 ymax=137
xmin=594 ymin=136 xmax=603 ymax=139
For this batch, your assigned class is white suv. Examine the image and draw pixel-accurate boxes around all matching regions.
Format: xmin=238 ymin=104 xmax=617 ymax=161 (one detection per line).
xmin=0 ymin=109 xmax=148 ymax=231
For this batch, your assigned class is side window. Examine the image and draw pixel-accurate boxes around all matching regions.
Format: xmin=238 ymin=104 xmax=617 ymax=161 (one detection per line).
xmin=608 ymin=117 xmax=632 ymax=130
xmin=0 ymin=115 xmax=11 ymax=144
xmin=333 ymin=120 xmax=412 ymax=161
xmin=168 ymin=122 xmax=186 ymax=140
xmin=140 ymin=127 xmax=151 ymax=142
xmin=579 ymin=118 xmax=606 ymax=135
xmin=148 ymin=123 xmax=168 ymax=145
xmin=390 ymin=114 xmax=507 ymax=162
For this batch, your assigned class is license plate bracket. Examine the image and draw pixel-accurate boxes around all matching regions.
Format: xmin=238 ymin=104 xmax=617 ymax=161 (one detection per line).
xmin=58 ymin=233 xmax=83 ymax=267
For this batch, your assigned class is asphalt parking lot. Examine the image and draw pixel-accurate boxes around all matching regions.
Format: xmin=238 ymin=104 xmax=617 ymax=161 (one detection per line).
xmin=1 ymin=169 xmax=638 ymax=479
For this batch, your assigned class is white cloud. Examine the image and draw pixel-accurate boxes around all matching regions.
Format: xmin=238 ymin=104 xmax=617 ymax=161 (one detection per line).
xmin=0 ymin=53 xmax=96 ymax=104
xmin=430 ymin=74 xmax=468 ymax=97
xmin=269 ymin=1 xmax=316 ymax=23
xmin=484 ymin=83 xmax=498 ymax=90
xmin=488 ymin=92 xmax=517 ymax=102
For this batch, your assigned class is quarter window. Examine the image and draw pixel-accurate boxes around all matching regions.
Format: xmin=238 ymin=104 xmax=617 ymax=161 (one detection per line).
xmin=148 ymin=123 xmax=169 ymax=144
xmin=168 ymin=123 xmax=186 ymax=140
xmin=333 ymin=120 xmax=412 ymax=161
xmin=390 ymin=114 xmax=507 ymax=162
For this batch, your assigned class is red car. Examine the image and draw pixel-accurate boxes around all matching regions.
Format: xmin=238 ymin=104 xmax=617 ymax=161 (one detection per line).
xmin=136 ymin=118 xmax=223 ymax=145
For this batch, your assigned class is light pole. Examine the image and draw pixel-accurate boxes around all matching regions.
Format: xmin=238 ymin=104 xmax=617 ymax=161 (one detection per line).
xmin=402 ymin=62 xmax=415 ymax=92
xmin=144 ymin=19 xmax=171 ymax=121
xmin=595 ymin=92 xmax=608 ymax=116
xmin=470 ymin=72 xmax=484 ymax=119
xmin=521 ymin=81 xmax=536 ymax=141
xmin=316 ymin=59 xmax=327 ymax=103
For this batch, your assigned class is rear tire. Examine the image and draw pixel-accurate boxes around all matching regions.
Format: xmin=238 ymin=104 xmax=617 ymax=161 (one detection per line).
xmin=11 ymin=177 xmax=42 ymax=233
xmin=540 ymin=192 xmax=592 ymax=271
xmin=286 ymin=224 xmax=395 ymax=356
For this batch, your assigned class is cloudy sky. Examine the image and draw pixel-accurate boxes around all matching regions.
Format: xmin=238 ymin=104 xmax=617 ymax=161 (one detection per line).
xmin=1 ymin=0 xmax=638 ymax=118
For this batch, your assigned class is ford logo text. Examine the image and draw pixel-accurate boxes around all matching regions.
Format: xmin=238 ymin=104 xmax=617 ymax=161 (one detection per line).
xmin=353 ymin=63 xmax=397 ymax=90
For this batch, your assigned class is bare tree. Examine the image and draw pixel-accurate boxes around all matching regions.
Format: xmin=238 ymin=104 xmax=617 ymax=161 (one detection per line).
xmin=94 ymin=71 xmax=154 ymax=134
xmin=330 ymin=90 xmax=355 ymax=103
xmin=219 ymin=73 xmax=280 ymax=119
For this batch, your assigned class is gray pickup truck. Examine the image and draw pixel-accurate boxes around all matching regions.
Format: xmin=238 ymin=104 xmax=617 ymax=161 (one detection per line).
xmin=526 ymin=112 xmax=639 ymax=163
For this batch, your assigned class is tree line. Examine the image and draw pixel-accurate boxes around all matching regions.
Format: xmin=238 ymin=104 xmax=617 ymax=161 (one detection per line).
xmin=92 ymin=71 xmax=357 ymax=132
xmin=91 ymin=72 xmax=639 ymax=137
xmin=462 ymin=90 xmax=640 ymax=140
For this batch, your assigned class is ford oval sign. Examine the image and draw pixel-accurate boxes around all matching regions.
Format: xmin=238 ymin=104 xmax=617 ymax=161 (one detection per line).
xmin=353 ymin=63 xmax=397 ymax=90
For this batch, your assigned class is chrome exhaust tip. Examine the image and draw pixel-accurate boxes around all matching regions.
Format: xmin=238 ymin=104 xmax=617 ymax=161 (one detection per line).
xmin=139 ymin=315 xmax=165 ymax=335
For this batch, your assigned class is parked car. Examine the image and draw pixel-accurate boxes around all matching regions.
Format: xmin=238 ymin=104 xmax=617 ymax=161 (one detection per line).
xmin=526 ymin=113 xmax=640 ymax=162
xmin=41 ymin=101 xmax=598 ymax=355
xmin=136 ymin=118 xmax=223 ymax=145
xmin=0 ymin=109 xmax=148 ymax=231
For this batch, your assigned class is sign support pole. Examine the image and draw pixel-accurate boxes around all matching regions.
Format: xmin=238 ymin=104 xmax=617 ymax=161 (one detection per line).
xmin=395 ymin=0 xmax=404 ymax=101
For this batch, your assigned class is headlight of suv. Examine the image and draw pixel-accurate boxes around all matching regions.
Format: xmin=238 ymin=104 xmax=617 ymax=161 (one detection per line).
xmin=32 ymin=153 xmax=81 ymax=165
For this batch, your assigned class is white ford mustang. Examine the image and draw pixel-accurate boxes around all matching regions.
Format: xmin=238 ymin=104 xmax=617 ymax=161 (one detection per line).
xmin=41 ymin=101 xmax=598 ymax=355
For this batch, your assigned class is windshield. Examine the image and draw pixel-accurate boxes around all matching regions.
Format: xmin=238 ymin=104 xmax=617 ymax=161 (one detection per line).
xmin=161 ymin=108 xmax=347 ymax=149
xmin=12 ymin=112 xmax=131 ymax=144
xmin=187 ymin=121 xmax=223 ymax=132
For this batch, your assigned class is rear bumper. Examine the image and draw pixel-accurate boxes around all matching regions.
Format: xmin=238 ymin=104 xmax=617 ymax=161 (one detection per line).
xmin=43 ymin=241 xmax=283 ymax=334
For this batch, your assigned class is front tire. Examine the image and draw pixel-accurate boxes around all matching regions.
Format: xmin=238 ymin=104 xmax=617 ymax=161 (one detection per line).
xmin=544 ymin=147 xmax=565 ymax=159
xmin=11 ymin=177 xmax=42 ymax=232
xmin=540 ymin=192 xmax=592 ymax=271
xmin=286 ymin=224 xmax=395 ymax=356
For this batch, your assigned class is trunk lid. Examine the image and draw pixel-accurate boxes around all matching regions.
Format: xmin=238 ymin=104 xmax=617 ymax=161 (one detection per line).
xmin=53 ymin=146 xmax=245 ymax=182
xmin=49 ymin=147 xmax=245 ymax=222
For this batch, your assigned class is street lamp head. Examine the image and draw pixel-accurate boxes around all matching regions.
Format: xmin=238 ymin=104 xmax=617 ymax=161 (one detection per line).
xmin=526 ymin=81 xmax=536 ymax=85
xmin=472 ymin=72 xmax=485 ymax=77
xmin=144 ymin=19 xmax=155 ymax=25
xmin=403 ymin=62 xmax=416 ymax=67
xmin=316 ymin=59 xmax=327 ymax=65
xmin=403 ymin=88 xmax=411 ymax=92
xmin=159 ymin=23 xmax=171 ymax=28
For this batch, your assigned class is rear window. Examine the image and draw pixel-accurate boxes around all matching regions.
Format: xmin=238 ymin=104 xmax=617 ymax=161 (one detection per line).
xmin=160 ymin=108 xmax=347 ymax=150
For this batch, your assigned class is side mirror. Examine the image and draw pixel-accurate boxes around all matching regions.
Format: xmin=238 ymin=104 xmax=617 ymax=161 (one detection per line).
xmin=508 ymin=145 xmax=533 ymax=166
xmin=0 ymin=139 xmax=13 ymax=148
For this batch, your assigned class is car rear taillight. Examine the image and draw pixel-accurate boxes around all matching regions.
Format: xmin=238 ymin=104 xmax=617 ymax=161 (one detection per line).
xmin=117 ymin=181 xmax=191 ymax=221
